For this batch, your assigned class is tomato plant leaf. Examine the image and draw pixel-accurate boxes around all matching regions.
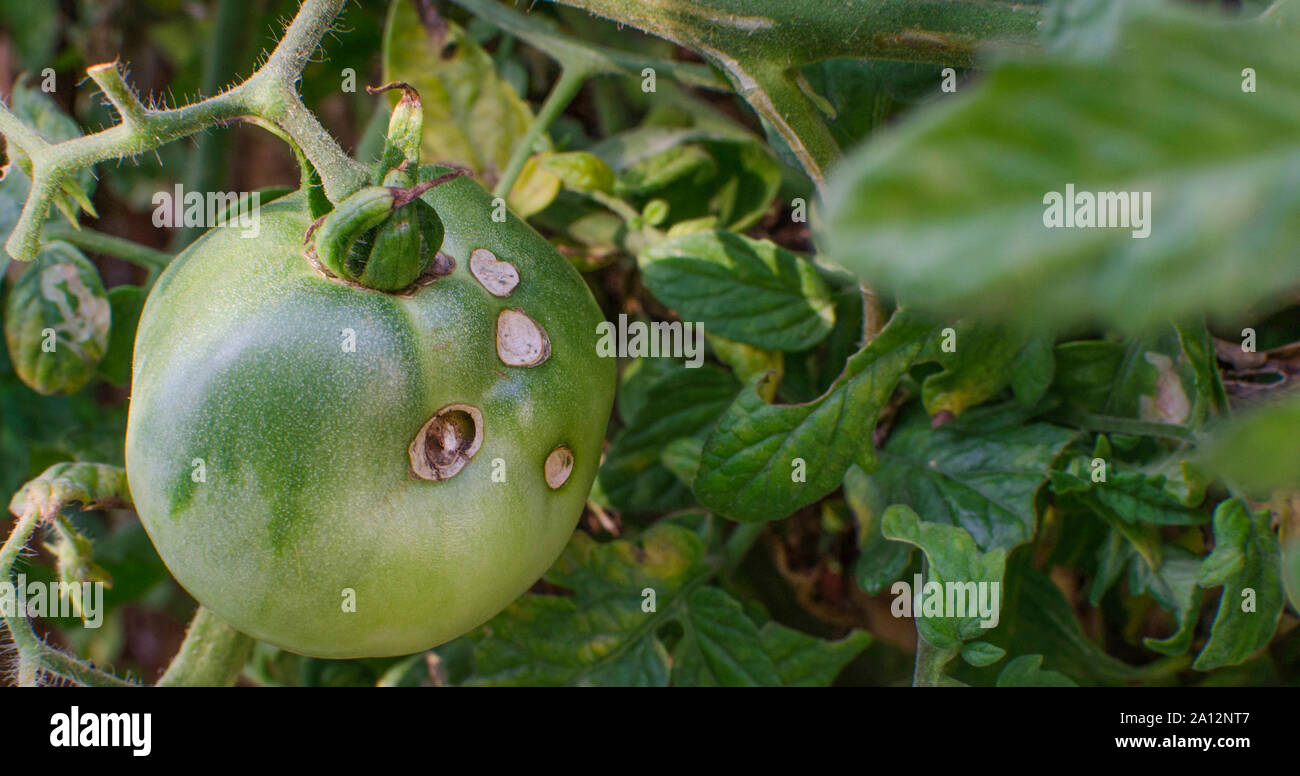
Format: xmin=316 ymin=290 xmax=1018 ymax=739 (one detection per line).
xmin=844 ymin=464 xmax=912 ymax=595
xmin=823 ymin=2 xmax=1300 ymax=332
xmin=922 ymin=322 xmax=1055 ymax=417
xmin=1132 ymin=545 xmax=1202 ymax=657
xmin=1193 ymin=499 xmax=1284 ymax=671
xmin=694 ymin=309 xmax=932 ymax=523
xmin=1050 ymin=469 xmax=1208 ymax=527
xmin=757 ymin=622 xmax=871 ymax=686
xmin=1202 ymin=394 xmax=1300 ymax=493
xmin=870 ymin=406 xmax=1075 ymax=552
xmin=995 ymin=654 xmax=1077 ymax=687
xmin=882 ymin=505 xmax=1008 ymax=650
xmin=464 ymin=522 xmax=859 ymax=686
xmin=639 ymin=230 xmax=835 ymax=352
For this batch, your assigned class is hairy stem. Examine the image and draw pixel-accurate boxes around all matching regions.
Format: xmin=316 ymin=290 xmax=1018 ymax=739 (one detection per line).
xmin=0 ymin=0 xmax=365 ymax=262
xmin=912 ymin=634 xmax=960 ymax=687
xmin=1 ymin=509 xmax=134 ymax=687
xmin=157 ymin=607 xmax=254 ymax=687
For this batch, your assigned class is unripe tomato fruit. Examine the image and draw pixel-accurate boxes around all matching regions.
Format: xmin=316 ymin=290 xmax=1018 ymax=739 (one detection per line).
xmin=126 ymin=167 xmax=615 ymax=658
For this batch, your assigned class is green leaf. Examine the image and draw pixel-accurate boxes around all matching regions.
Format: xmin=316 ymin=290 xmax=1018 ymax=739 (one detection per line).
xmin=1050 ymin=469 xmax=1208 ymax=527
xmin=9 ymin=461 xmax=130 ymax=518
xmin=844 ymin=464 xmax=912 ymax=594
xmin=599 ymin=364 xmax=739 ymax=512
xmin=922 ymin=322 xmax=1054 ymax=417
xmin=995 ymin=654 xmax=1078 ymax=687
xmin=640 ymin=230 xmax=835 ymax=352
xmin=465 ymin=522 xmax=828 ymax=686
xmin=798 ymin=59 xmax=945 ymax=150
xmin=3 ymin=241 xmax=111 ymax=395
xmin=1193 ymin=499 xmax=1284 ymax=671
xmin=989 ymin=553 xmax=1177 ymax=685
xmin=870 ymin=406 xmax=1075 ymax=552
xmin=597 ymin=128 xmax=781 ymax=230
xmin=823 ymin=3 xmax=1300 ymax=332
xmin=961 ymin=641 xmax=1007 ymax=668
xmin=881 ymin=506 xmax=1007 ymax=650
xmin=694 ymin=309 xmax=932 ymax=523
xmin=543 ymin=151 xmax=616 ymax=194
xmin=1132 ymin=545 xmax=1202 ymax=657
xmin=1049 ymin=341 xmax=1127 ymax=412
xmin=1202 ymin=394 xmax=1300 ymax=493
xmin=383 ymin=0 xmax=535 ymax=177
xmin=757 ymin=623 xmax=871 ymax=686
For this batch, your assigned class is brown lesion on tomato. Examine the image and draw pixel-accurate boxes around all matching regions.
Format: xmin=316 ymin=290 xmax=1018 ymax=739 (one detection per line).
xmin=544 ymin=445 xmax=574 ymax=490
xmin=469 ymin=248 xmax=520 ymax=297
xmin=495 ymin=309 xmax=550 ymax=367
xmin=409 ymin=403 xmax=484 ymax=481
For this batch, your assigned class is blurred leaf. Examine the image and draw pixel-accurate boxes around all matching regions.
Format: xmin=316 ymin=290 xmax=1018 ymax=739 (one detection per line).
xmin=383 ymin=0 xmax=534 ymax=177
xmin=505 ymin=154 xmax=562 ymax=217
xmin=823 ymin=3 xmax=1300 ymax=332
xmin=1194 ymin=499 xmax=1284 ymax=670
xmin=0 ymin=0 xmax=59 ymax=70
xmin=543 ymin=151 xmax=615 ymax=194
xmin=640 ymin=231 xmax=835 ymax=352
xmin=989 ymin=553 xmax=1176 ymax=685
xmin=694 ymin=309 xmax=932 ymax=523
xmin=961 ymin=641 xmax=1007 ymax=667
xmin=1202 ymin=395 xmax=1300 ymax=493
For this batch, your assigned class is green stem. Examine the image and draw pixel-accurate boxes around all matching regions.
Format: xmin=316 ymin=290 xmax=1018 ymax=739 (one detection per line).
xmin=449 ymin=0 xmax=728 ymax=90
xmin=0 ymin=0 xmax=364 ymax=262
xmin=1 ymin=509 xmax=134 ymax=686
xmin=156 ymin=607 xmax=254 ymax=687
xmin=912 ymin=634 xmax=960 ymax=687
xmin=722 ymin=522 xmax=764 ymax=573
xmin=174 ymin=0 xmax=246 ymax=250
xmin=494 ymin=66 xmax=591 ymax=199
xmin=1047 ymin=407 xmax=1197 ymax=443
xmin=42 ymin=224 xmax=172 ymax=275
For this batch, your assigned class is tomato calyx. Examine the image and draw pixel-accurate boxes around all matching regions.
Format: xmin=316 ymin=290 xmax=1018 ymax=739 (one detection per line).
xmin=302 ymin=81 xmax=468 ymax=293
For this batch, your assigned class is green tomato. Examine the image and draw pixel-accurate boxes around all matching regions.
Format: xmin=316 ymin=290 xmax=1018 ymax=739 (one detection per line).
xmin=126 ymin=168 xmax=615 ymax=658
